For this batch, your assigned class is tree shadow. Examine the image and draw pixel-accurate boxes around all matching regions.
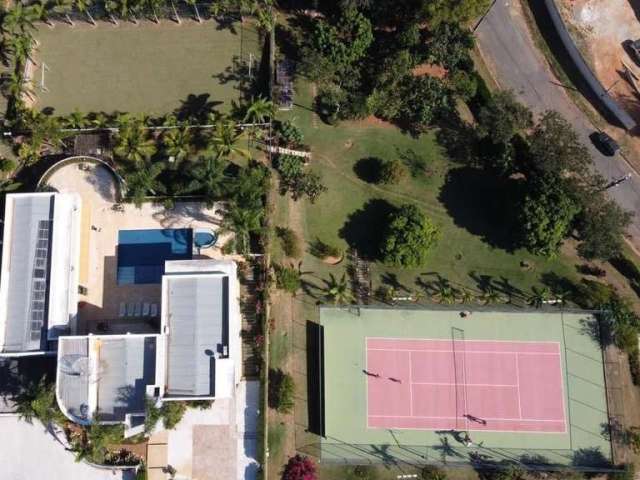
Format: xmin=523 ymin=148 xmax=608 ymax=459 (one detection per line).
xmin=380 ymin=272 xmax=409 ymax=292
xmin=339 ymin=198 xmax=396 ymax=260
xmin=435 ymin=115 xmax=479 ymax=166
xmin=438 ymin=167 xmax=518 ymax=251
xmin=353 ymin=157 xmax=383 ymax=184
xmin=571 ymin=447 xmax=611 ymax=471
xmin=174 ymin=93 xmax=222 ymax=123
xmin=468 ymin=271 xmax=494 ymax=293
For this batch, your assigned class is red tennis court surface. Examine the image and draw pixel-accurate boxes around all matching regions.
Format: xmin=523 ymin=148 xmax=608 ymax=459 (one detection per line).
xmin=366 ymin=338 xmax=566 ymax=433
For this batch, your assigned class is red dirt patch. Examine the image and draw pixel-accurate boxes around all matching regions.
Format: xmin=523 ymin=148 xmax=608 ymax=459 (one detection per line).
xmin=412 ymin=63 xmax=448 ymax=78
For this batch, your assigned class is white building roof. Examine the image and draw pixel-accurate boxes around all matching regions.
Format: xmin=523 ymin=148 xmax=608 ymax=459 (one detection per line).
xmin=160 ymin=260 xmax=240 ymax=400
xmin=0 ymin=193 xmax=80 ymax=354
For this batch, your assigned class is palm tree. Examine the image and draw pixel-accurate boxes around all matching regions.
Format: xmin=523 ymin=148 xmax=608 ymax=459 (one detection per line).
xmin=64 ymin=109 xmax=87 ymax=129
xmin=208 ymin=120 xmax=249 ymax=160
xmin=457 ymin=287 xmax=475 ymax=305
xmin=53 ymin=0 xmax=75 ymax=26
xmin=323 ymin=273 xmax=354 ymax=305
xmin=104 ymin=0 xmax=119 ymax=24
xmin=222 ymin=204 xmax=262 ymax=254
xmin=113 ymin=117 xmax=157 ymax=165
xmin=256 ymin=5 xmax=276 ymax=32
xmin=184 ymin=0 xmax=202 ymax=23
xmin=171 ymin=0 xmax=182 ymax=24
xmin=125 ymin=161 xmax=167 ymax=207
xmin=3 ymin=3 xmax=37 ymax=33
xmin=182 ymin=154 xmax=228 ymax=206
xmin=146 ymin=0 xmax=163 ymax=23
xmin=8 ymin=34 xmax=34 ymax=65
xmin=480 ymin=286 xmax=504 ymax=305
xmin=31 ymin=0 xmax=54 ymax=28
xmin=528 ymin=286 xmax=551 ymax=309
xmin=431 ymin=278 xmax=456 ymax=305
xmin=243 ymin=96 xmax=275 ymax=124
xmin=1 ymin=72 xmax=27 ymax=99
xmin=75 ymin=0 xmax=96 ymax=25
xmin=162 ymin=126 xmax=192 ymax=163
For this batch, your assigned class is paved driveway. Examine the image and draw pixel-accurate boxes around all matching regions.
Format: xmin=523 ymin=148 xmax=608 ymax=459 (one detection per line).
xmin=0 ymin=415 xmax=129 ymax=480
xmin=476 ymin=0 xmax=640 ymax=246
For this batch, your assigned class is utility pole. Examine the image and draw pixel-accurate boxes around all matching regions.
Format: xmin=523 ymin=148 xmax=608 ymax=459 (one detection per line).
xmin=602 ymin=173 xmax=632 ymax=191
xmin=473 ymin=0 xmax=498 ymax=32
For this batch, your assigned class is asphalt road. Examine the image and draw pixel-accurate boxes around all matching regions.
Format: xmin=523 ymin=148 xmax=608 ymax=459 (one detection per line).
xmin=475 ymin=0 xmax=640 ymax=247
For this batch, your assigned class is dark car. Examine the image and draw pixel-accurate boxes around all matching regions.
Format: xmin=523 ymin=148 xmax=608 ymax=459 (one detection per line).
xmin=590 ymin=131 xmax=620 ymax=157
xmin=624 ymin=39 xmax=640 ymax=66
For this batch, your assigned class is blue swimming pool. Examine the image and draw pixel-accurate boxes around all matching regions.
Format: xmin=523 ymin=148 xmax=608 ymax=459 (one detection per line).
xmin=117 ymin=229 xmax=193 ymax=285
xmin=194 ymin=229 xmax=218 ymax=249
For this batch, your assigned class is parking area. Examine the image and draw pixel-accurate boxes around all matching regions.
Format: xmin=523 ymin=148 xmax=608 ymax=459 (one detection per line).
xmin=0 ymin=415 xmax=131 ymax=480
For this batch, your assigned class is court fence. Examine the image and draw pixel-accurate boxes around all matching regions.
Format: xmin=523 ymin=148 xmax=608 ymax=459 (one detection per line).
xmin=296 ymin=439 xmax=621 ymax=473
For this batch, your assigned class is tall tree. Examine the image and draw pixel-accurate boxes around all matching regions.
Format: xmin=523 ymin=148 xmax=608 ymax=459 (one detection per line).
xmin=525 ymin=110 xmax=591 ymax=178
xmin=323 ymin=273 xmax=354 ymax=305
xmin=477 ymin=90 xmax=533 ymax=145
xmin=75 ymin=0 xmax=96 ymax=25
xmin=222 ymin=203 xmax=263 ymax=254
xmin=423 ymin=0 xmax=491 ymax=26
xmin=183 ymin=154 xmax=228 ymax=206
xmin=3 ymin=3 xmax=37 ymax=33
xmin=113 ymin=117 xmax=157 ymax=165
xmin=184 ymin=0 xmax=202 ymax=22
xmin=162 ymin=126 xmax=192 ymax=163
xmin=208 ymin=121 xmax=250 ymax=159
xmin=31 ymin=0 xmax=54 ymax=28
xmin=243 ymin=96 xmax=275 ymax=124
xmin=125 ymin=161 xmax=167 ymax=207
xmin=380 ymin=203 xmax=439 ymax=267
xmin=577 ymin=198 xmax=633 ymax=261
xmin=518 ymin=177 xmax=581 ymax=257
xmin=52 ymin=0 xmax=75 ymax=26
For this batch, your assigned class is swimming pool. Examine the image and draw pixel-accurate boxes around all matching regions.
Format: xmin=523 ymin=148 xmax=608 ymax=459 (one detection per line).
xmin=117 ymin=229 xmax=193 ymax=285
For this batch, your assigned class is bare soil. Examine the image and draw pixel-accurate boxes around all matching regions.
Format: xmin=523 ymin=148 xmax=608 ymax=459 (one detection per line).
xmin=559 ymin=0 xmax=640 ymax=170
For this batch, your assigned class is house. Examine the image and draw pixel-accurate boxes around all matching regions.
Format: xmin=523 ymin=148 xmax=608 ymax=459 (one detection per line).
xmin=0 ymin=193 xmax=81 ymax=356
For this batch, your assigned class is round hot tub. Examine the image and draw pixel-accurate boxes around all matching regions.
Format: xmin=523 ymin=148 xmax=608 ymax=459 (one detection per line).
xmin=194 ymin=229 xmax=218 ymax=249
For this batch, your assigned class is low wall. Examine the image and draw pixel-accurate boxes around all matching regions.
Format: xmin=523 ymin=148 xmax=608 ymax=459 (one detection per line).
xmin=543 ymin=0 xmax=636 ymax=130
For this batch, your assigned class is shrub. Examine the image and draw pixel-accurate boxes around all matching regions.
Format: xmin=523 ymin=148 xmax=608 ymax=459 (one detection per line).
xmin=221 ymin=239 xmax=236 ymax=255
xmin=609 ymin=463 xmax=635 ymax=480
xmin=187 ymin=400 xmax=213 ymax=410
xmin=378 ymin=159 xmax=408 ymax=185
xmin=274 ymin=264 xmax=301 ymax=293
xmin=449 ymin=70 xmax=477 ymax=101
xmin=353 ymin=465 xmax=377 ymax=480
xmin=421 ymin=465 xmax=446 ymax=480
xmin=0 ymin=157 xmax=17 ymax=173
xmin=160 ymin=401 xmax=187 ymax=430
xmin=380 ymin=204 xmax=439 ymax=267
xmin=144 ymin=397 xmax=162 ymax=433
xmin=268 ymin=369 xmax=295 ymax=413
xmin=14 ymin=376 xmax=66 ymax=426
xmin=310 ymin=239 xmax=343 ymax=259
xmin=277 ymin=227 xmax=302 ymax=258
xmin=276 ymin=120 xmax=304 ymax=147
xmin=283 ymin=454 xmax=316 ymax=480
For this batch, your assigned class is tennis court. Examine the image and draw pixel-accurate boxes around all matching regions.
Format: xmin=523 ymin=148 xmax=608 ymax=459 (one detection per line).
xmin=317 ymin=307 xmax=614 ymax=468
xmin=366 ymin=338 xmax=565 ymax=433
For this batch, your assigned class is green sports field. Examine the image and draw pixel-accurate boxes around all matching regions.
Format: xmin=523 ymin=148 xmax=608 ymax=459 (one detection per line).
xmin=31 ymin=20 xmax=261 ymax=115
xmin=317 ymin=307 xmax=612 ymax=468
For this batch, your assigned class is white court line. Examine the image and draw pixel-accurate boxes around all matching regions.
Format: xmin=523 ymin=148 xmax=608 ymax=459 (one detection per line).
xmin=368 ymin=414 xmax=565 ymax=422
xmin=408 ymin=351 xmax=413 ymax=416
xmin=411 ymin=381 xmax=519 ymax=387
xmin=515 ymin=353 xmax=523 ymax=419
xmin=369 ymin=348 xmax=560 ymax=356
xmin=367 ymin=337 xmax=562 ymax=345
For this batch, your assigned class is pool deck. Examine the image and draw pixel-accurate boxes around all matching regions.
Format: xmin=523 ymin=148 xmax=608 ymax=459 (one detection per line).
xmin=46 ymin=162 xmax=240 ymax=333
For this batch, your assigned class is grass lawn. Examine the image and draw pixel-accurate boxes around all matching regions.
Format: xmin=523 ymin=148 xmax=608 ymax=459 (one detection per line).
xmin=30 ymin=20 xmax=262 ymax=115
xmin=274 ymin=81 xmax=579 ymax=304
